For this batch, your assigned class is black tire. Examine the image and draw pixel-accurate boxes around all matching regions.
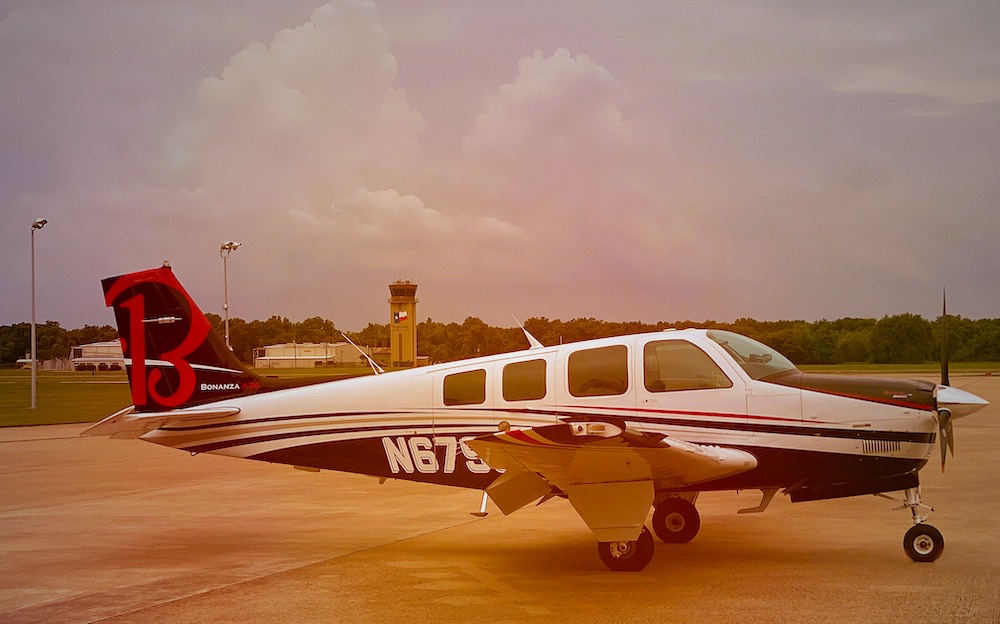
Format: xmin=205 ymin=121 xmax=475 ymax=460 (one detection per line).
xmin=652 ymin=498 xmax=701 ymax=543
xmin=903 ymin=524 xmax=944 ymax=563
xmin=597 ymin=526 xmax=655 ymax=572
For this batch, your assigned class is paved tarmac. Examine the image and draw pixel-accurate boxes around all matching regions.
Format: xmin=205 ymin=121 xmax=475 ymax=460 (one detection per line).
xmin=1 ymin=375 xmax=998 ymax=624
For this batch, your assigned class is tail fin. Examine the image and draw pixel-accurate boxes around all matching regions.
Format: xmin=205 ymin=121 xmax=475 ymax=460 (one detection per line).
xmin=103 ymin=264 xmax=274 ymax=412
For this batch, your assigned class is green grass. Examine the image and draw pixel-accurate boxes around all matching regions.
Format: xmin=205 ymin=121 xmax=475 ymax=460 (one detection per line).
xmin=0 ymin=369 xmax=133 ymax=427
xmin=799 ymin=362 xmax=1000 ymax=374
xmin=0 ymin=367 xmax=371 ymax=428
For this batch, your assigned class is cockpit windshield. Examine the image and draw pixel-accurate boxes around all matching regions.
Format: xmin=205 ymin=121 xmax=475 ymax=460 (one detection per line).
xmin=707 ymin=330 xmax=798 ymax=381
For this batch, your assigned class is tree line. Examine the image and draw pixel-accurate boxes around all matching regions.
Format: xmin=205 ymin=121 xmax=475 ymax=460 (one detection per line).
xmin=3 ymin=312 xmax=999 ymax=367
xmin=410 ymin=314 xmax=1000 ymax=365
xmin=0 ymin=322 xmax=119 ymax=365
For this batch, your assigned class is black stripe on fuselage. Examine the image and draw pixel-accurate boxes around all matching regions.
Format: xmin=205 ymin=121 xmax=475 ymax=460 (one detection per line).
xmin=240 ymin=435 xmax=928 ymax=495
xmin=181 ymin=422 xmax=435 ymax=454
xmin=631 ymin=413 xmax=934 ymax=444
xmin=158 ymin=410 xmax=409 ymax=432
xmin=164 ymin=405 xmax=934 ymax=455
xmin=493 ymin=407 xmax=936 ymax=444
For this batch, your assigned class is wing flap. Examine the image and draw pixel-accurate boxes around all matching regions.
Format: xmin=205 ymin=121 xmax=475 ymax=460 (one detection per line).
xmin=566 ymin=481 xmax=654 ymax=542
xmin=484 ymin=468 xmax=552 ymax=516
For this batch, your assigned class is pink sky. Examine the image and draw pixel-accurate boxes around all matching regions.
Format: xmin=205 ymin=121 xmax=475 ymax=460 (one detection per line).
xmin=2 ymin=1 xmax=999 ymax=331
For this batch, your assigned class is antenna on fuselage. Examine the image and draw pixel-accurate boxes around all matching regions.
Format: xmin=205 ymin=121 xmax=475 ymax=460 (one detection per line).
xmin=512 ymin=315 xmax=544 ymax=349
xmin=342 ymin=332 xmax=385 ymax=375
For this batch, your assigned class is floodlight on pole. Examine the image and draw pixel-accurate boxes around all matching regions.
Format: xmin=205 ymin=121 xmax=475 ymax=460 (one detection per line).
xmin=220 ymin=241 xmax=241 ymax=350
xmin=30 ymin=218 xmax=47 ymax=409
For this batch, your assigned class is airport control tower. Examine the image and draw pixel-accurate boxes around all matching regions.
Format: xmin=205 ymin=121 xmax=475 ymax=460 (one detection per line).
xmin=388 ymin=280 xmax=418 ymax=368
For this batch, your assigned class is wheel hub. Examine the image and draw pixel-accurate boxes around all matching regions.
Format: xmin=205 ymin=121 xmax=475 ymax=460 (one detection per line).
xmin=610 ymin=541 xmax=635 ymax=559
xmin=665 ymin=513 xmax=685 ymax=532
xmin=912 ymin=535 xmax=934 ymax=556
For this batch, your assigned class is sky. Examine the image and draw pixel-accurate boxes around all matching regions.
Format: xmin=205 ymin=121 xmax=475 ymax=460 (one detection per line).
xmin=2 ymin=0 xmax=999 ymax=332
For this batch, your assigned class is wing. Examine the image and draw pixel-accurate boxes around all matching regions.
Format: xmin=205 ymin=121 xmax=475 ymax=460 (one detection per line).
xmin=466 ymin=418 xmax=757 ymax=542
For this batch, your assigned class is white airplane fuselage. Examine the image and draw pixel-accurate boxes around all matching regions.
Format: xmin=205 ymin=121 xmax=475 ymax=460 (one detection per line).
xmin=136 ymin=329 xmax=942 ymax=500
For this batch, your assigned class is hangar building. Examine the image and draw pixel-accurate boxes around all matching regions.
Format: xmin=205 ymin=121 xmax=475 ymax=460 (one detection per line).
xmin=253 ymin=342 xmax=374 ymax=369
xmin=70 ymin=341 xmax=125 ymax=371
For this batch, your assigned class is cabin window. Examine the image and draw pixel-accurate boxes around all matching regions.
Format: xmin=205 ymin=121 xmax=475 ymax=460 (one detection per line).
xmin=502 ymin=359 xmax=547 ymax=401
xmin=568 ymin=345 xmax=628 ymax=397
xmin=443 ymin=369 xmax=487 ymax=405
xmin=643 ymin=340 xmax=732 ymax=392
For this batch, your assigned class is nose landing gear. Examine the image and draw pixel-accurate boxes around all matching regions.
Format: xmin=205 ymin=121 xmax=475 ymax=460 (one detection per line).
xmin=878 ymin=486 xmax=944 ymax=562
xmin=903 ymin=524 xmax=944 ymax=562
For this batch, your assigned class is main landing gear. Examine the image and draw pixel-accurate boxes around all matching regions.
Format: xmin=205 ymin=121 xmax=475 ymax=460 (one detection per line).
xmin=880 ymin=486 xmax=945 ymax=562
xmin=597 ymin=526 xmax=655 ymax=572
xmin=651 ymin=497 xmax=701 ymax=543
xmin=596 ymin=497 xmax=703 ymax=572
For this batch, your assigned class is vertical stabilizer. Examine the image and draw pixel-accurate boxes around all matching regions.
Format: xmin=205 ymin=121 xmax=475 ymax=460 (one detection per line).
xmin=103 ymin=265 xmax=270 ymax=412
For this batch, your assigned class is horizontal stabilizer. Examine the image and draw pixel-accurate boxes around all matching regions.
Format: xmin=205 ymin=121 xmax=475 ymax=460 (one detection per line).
xmin=81 ymin=405 xmax=240 ymax=439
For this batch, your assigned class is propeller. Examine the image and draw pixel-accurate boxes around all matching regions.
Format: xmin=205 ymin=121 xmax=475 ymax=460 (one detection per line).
xmin=934 ymin=288 xmax=990 ymax=471
xmin=938 ymin=287 xmax=951 ymax=471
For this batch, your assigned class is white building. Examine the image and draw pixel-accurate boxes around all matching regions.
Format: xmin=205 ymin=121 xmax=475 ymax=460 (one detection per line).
xmin=70 ymin=340 xmax=125 ymax=371
xmin=253 ymin=342 xmax=374 ymax=369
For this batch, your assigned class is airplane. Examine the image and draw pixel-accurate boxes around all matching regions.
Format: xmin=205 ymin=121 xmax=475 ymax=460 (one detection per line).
xmin=83 ymin=264 xmax=989 ymax=571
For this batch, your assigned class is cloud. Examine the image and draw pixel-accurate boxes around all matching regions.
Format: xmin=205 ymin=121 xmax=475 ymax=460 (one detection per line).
xmin=290 ymin=187 xmax=527 ymax=275
xmin=463 ymin=49 xmax=635 ymax=193
xmin=326 ymin=188 xmax=456 ymax=244
xmin=457 ymin=49 xmax=716 ymax=297
xmin=186 ymin=0 xmax=425 ymax=215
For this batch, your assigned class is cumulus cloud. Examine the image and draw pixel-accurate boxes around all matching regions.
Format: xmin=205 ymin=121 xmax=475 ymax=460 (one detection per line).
xmin=326 ymin=188 xmax=456 ymax=244
xmin=290 ymin=187 xmax=527 ymax=276
xmin=457 ymin=48 xmax=716 ymax=304
xmin=186 ymin=0 xmax=424 ymax=214
xmin=463 ymin=49 xmax=636 ymax=198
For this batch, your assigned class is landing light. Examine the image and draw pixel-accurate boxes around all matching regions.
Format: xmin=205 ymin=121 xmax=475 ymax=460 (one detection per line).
xmin=570 ymin=422 xmax=623 ymax=438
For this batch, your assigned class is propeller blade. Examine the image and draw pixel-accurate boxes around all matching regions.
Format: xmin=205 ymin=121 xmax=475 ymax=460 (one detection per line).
xmin=938 ymin=421 xmax=955 ymax=472
xmin=938 ymin=408 xmax=953 ymax=471
xmin=941 ymin=287 xmax=950 ymax=386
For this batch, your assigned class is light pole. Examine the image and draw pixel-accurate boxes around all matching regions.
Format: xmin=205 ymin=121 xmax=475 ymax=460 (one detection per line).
xmin=220 ymin=241 xmax=241 ymax=350
xmin=30 ymin=218 xmax=47 ymax=409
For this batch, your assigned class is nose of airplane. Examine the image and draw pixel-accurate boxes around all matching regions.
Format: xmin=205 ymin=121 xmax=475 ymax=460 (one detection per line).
xmin=936 ymin=385 xmax=989 ymax=419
